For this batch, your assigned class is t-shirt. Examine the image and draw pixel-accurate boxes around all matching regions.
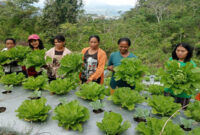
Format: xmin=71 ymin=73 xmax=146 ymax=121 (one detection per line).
xmin=164 ymin=57 xmax=197 ymax=98
xmin=108 ymin=51 xmax=137 ymax=89
xmin=81 ymin=50 xmax=100 ymax=82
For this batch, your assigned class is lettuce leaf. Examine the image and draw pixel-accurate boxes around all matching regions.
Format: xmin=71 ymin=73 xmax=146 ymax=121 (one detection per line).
xmin=148 ymin=95 xmax=181 ymax=116
xmin=97 ymin=111 xmax=131 ymax=135
xmin=136 ymin=117 xmax=184 ymax=135
xmin=159 ymin=60 xmax=200 ymax=95
xmin=114 ymin=58 xmax=147 ymax=86
xmin=0 ymin=72 xmax=25 ymax=85
xmin=110 ymin=87 xmax=144 ymax=110
xmin=52 ymin=100 xmax=89 ymax=132
xmin=184 ymin=101 xmax=200 ymax=122
xmin=76 ymin=82 xmax=106 ymax=101
xmin=15 ymin=97 xmax=51 ymax=122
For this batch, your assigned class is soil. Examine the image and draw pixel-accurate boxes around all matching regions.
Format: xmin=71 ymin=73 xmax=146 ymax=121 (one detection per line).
xmin=28 ymin=96 xmax=41 ymax=100
xmin=93 ymin=109 xmax=104 ymax=114
xmin=133 ymin=117 xmax=146 ymax=122
xmin=0 ymin=107 xmax=6 ymax=113
xmin=2 ymin=91 xmax=12 ymax=94
xmin=180 ymin=125 xmax=192 ymax=131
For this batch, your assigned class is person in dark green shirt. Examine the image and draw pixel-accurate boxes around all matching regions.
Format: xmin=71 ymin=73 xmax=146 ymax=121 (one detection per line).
xmin=164 ymin=43 xmax=196 ymax=107
xmin=107 ymin=38 xmax=137 ymax=95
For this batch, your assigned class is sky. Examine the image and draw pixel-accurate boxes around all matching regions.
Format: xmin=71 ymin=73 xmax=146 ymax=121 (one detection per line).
xmin=36 ymin=0 xmax=137 ymax=17
xmin=37 ymin=0 xmax=137 ymax=7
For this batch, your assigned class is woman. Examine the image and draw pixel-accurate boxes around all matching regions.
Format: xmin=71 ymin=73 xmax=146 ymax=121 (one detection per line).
xmin=22 ymin=34 xmax=45 ymax=77
xmin=45 ymin=35 xmax=71 ymax=80
xmin=164 ymin=43 xmax=196 ymax=107
xmin=81 ymin=35 xmax=107 ymax=84
xmin=107 ymin=38 xmax=137 ymax=94
xmin=2 ymin=38 xmax=22 ymax=74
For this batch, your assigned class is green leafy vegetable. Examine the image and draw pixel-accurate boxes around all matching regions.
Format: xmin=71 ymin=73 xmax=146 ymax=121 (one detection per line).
xmin=76 ymin=82 xmax=106 ymax=101
xmin=136 ymin=117 xmax=184 ymax=135
xmin=0 ymin=46 xmax=31 ymax=65
xmin=45 ymin=77 xmax=76 ymax=95
xmin=23 ymin=49 xmax=49 ymax=72
xmin=159 ymin=60 xmax=200 ymax=95
xmin=89 ymin=100 xmax=105 ymax=111
xmin=15 ymin=98 xmax=51 ymax=122
xmin=0 ymin=66 xmax=4 ymax=77
xmin=52 ymin=100 xmax=89 ymax=132
xmin=179 ymin=117 xmax=196 ymax=129
xmin=4 ymin=85 xmax=13 ymax=91
xmin=0 ymin=72 xmax=25 ymax=85
xmin=184 ymin=101 xmax=200 ymax=122
xmin=148 ymin=95 xmax=181 ymax=116
xmin=188 ymin=127 xmax=200 ymax=135
xmin=23 ymin=74 xmax=48 ymax=91
xmin=58 ymin=53 xmax=83 ymax=77
xmin=133 ymin=108 xmax=150 ymax=119
xmin=29 ymin=91 xmax=42 ymax=98
xmin=114 ymin=58 xmax=147 ymax=86
xmin=148 ymin=84 xmax=164 ymax=95
xmin=110 ymin=87 xmax=144 ymax=110
xmin=97 ymin=111 xmax=131 ymax=135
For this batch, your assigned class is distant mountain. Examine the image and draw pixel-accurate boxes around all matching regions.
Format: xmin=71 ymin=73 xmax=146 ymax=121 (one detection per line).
xmin=85 ymin=4 xmax=134 ymax=17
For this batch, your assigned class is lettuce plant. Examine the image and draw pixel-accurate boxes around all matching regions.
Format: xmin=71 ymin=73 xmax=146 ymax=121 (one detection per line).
xmin=110 ymin=87 xmax=144 ymax=110
xmin=179 ymin=117 xmax=195 ymax=129
xmin=89 ymin=100 xmax=105 ymax=111
xmin=148 ymin=95 xmax=181 ymax=116
xmin=58 ymin=53 xmax=83 ymax=77
xmin=188 ymin=127 xmax=200 ymax=135
xmin=0 ymin=72 xmax=25 ymax=85
xmin=45 ymin=77 xmax=76 ymax=95
xmin=52 ymin=100 xmax=89 ymax=132
xmin=114 ymin=58 xmax=147 ymax=86
xmin=159 ymin=60 xmax=200 ymax=95
xmin=184 ymin=101 xmax=200 ymax=122
xmin=76 ymin=82 xmax=106 ymax=101
xmin=136 ymin=117 xmax=184 ymax=135
xmin=15 ymin=98 xmax=51 ymax=122
xmin=133 ymin=108 xmax=150 ymax=121
xmin=23 ymin=74 xmax=48 ymax=91
xmin=148 ymin=84 xmax=164 ymax=95
xmin=97 ymin=111 xmax=131 ymax=135
xmin=23 ymin=49 xmax=50 ymax=72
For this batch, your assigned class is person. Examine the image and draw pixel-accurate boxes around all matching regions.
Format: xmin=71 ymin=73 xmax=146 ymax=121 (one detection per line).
xmin=2 ymin=38 xmax=22 ymax=74
xmin=164 ymin=43 xmax=196 ymax=107
xmin=45 ymin=35 xmax=71 ymax=80
xmin=80 ymin=35 xmax=107 ymax=84
xmin=22 ymin=34 xmax=45 ymax=77
xmin=107 ymin=37 xmax=137 ymax=94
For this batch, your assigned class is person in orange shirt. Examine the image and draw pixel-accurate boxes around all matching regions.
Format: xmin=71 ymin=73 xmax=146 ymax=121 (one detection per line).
xmin=80 ymin=35 xmax=107 ymax=84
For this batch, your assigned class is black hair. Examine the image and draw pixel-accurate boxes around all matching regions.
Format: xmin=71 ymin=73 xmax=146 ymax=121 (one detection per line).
xmin=118 ymin=37 xmax=131 ymax=46
xmin=5 ymin=38 xmax=16 ymax=44
xmin=53 ymin=35 xmax=65 ymax=43
xmin=28 ymin=39 xmax=44 ymax=50
xmin=172 ymin=43 xmax=193 ymax=62
xmin=89 ymin=35 xmax=100 ymax=42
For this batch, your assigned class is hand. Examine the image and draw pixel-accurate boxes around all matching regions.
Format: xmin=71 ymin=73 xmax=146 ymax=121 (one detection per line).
xmin=86 ymin=78 xmax=92 ymax=83
xmin=107 ymin=65 xmax=114 ymax=72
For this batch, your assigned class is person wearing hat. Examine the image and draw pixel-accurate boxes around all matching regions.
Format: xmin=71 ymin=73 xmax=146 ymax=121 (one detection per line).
xmin=22 ymin=34 xmax=45 ymax=77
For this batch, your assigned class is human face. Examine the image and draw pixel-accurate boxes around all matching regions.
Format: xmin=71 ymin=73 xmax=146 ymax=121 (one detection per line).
xmin=176 ymin=45 xmax=188 ymax=60
xmin=6 ymin=40 xmax=15 ymax=49
xmin=54 ymin=39 xmax=65 ymax=49
xmin=30 ymin=39 xmax=39 ymax=49
xmin=89 ymin=37 xmax=99 ymax=49
xmin=119 ymin=41 xmax=129 ymax=54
